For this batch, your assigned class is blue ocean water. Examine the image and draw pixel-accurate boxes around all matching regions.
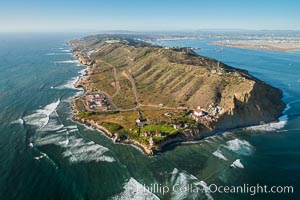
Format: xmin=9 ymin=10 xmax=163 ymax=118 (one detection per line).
xmin=0 ymin=34 xmax=299 ymax=200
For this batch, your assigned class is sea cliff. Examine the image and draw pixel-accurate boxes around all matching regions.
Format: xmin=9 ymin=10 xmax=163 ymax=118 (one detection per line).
xmin=67 ymin=34 xmax=285 ymax=155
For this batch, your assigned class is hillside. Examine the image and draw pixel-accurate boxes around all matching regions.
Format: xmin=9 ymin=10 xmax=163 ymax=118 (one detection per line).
xmin=68 ymin=34 xmax=285 ymax=154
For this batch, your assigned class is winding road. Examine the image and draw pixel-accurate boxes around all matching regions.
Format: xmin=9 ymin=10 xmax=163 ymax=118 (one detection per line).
xmin=122 ymin=70 xmax=139 ymax=107
xmin=78 ymin=59 xmax=185 ymax=113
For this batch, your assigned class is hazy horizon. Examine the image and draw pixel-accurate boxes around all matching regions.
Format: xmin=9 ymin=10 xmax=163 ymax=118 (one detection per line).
xmin=1 ymin=0 xmax=300 ymax=32
xmin=1 ymin=29 xmax=300 ymax=34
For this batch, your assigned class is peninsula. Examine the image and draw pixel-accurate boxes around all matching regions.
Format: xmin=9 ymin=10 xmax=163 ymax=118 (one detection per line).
xmin=214 ymin=39 xmax=300 ymax=52
xmin=67 ymin=34 xmax=285 ymax=155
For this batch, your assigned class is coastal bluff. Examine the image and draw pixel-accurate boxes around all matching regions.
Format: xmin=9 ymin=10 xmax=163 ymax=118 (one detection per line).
xmin=67 ymin=34 xmax=285 ymax=155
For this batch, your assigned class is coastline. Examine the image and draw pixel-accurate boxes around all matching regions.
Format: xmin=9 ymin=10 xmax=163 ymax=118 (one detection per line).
xmin=68 ymin=43 xmax=155 ymax=155
xmin=67 ymin=38 xmax=286 ymax=156
xmin=68 ymin=43 xmax=203 ymax=156
xmin=213 ymin=40 xmax=300 ymax=52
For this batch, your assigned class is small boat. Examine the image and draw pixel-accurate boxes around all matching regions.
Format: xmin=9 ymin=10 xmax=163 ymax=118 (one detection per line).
xmin=28 ymin=143 xmax=34 ymax=148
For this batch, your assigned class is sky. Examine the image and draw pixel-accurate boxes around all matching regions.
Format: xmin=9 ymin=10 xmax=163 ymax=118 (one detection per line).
xmin=0 ymin=0 xmax=299 ymax=32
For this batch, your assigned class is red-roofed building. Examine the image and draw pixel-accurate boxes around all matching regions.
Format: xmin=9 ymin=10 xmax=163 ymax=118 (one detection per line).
xmin=192 ymin=106 xmax=208 ymax=121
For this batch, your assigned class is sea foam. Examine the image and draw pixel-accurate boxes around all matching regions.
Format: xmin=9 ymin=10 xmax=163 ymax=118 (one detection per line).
xmin=55 ymin=60 xmax=79 ymax=64
xmin=61 ymin=49 xmax=71 ymax=52
xmin=23 ymin=100 xmax=60 ymax=129
xmin=56 ymin=68 xmax=86 ymax=90
xmin=29 ymin=101 xmax=114 ymax=163
xmin=246 ymin=100 xmax=300 ymax=132
xmin=169 ymin=168 xmax=214 ymax=200
xmin=56 ymin=76 xmax=80 ymax=90
xmin=223 ymin=138 xmax=254 ymax=155
xmin=245 ymin=120 xmax=287 ymax=132
xmin=35 ymin=130 xmax=115 ymax=163
xmin=61 ymin=136 xmax=115 ymax=163
xmin=11 ymin=118 xmax=24 ymax=125
xmin=111 ymin=178 xmax=160 ymax=200
xmin=231 ymin=159 xmax=244 ymax=168
xmin=46 ymin=52 xmax=73 ymax=56
xmin=212 ymin=150 xmax=228 ymax=161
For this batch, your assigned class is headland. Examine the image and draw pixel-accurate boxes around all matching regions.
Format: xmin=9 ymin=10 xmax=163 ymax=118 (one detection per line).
xmin=67 ymin=34 xmax=285 ymax=155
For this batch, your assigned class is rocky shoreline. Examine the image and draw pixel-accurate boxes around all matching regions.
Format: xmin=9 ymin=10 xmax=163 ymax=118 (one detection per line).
xmin=69 ymin=44 xmax=156 ymax=155
xmin=68 ymin=43 xmax=211 ymax=156
xmin=67 ymin=36 xmax=286 ymax=156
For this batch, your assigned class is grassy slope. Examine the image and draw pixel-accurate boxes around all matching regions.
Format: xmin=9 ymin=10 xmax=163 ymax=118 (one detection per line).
xmin=70 ymin=35 xmax=285 ymax=149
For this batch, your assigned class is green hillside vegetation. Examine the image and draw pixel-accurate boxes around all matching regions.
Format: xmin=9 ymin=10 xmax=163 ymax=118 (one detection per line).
xmin=69 ymin=34 xmax=285 ymax=154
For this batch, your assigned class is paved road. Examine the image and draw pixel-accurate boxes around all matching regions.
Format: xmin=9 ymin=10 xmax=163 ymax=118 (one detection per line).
xmin=97 ymin=59 xmax=120 ymax=98
xmin=123 ymin=70 xmax=139 ymax=107
xmin=79 ymin=59 xmax=185 ymax=113
xmin=112 ymin=66 xmax=120 ymax=98
xmin=80 ymin=90 xmax=138 ymax=112
xmin=139 ymin=104 xmax=188 ymax=110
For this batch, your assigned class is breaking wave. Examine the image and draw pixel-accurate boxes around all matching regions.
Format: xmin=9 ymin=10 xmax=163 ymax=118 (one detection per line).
xmin=246 ymin=100 xmax=300 ymax=132
xmin=23 ymin=99 xmax=114 ymax=164
xmin=65 ymin=125 xmax=78 ymax=129
xmin=11 ymin=118 xmax=24 ymax=125
xmin=56 ymin=68 xmax=86 ymax=90
xmin=283 ymin=99 xmax=300 ymax=113
xmin=230 ymin=159 xmax=244 ymax=168
xmin=61 ymin=137 xmax=115 ymax=163
xmin=245 ymin=120 xmax=287 ymax=132
xmin=61 ymin=49 xmax=71 ymax=52
xmin=23 ymin=100 xmax=60 ymax=129
xmin=198 ymin=181 xmax=214 ymax=200
xmin=113 ymin=168 xmax=214 ymax=200
xmin=212 ymin=150 xmax=228 ymax=161
xmin=42 ymin=121 xmax=64 ymax=132
xmin=68 ymin=129 xmax=79 ymax=133
xmin=35 ymin=127 xmax=115 ymax=163
xmin=169 ymin=168 xmax=213 ymax=200
xmin=46 ymin=52 xmax=73 ymax=56
xmin=223 ymin=138 xmax=254 ymax=155
xmin=63 ymin=90 xmax=84 ymax=103
xmin=55 ymin=76 xmax=80 ymax=90
xmin=111 ymin=178 xmax=160 ymax=200
xmin=55 ymin=60 xmax=79 ymax=64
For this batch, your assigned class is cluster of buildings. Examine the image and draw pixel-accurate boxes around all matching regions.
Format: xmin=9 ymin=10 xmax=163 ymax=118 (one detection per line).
xmin=141 ymin=129 xmax=162 ymax=137
xmin=136 ymin=118 xmax=147 ymax=128
xmin=86 ymin=93 xmax=109 ymax=110
xmin=140 ymin=130 xmax=162 ymax=147
xmin=191 ymin=106 xmax=212 ymax=122
xmin=134 ymin=104 xmax=224 ymax=147
xmin=208 ymin=105 xmax=223 ymax=116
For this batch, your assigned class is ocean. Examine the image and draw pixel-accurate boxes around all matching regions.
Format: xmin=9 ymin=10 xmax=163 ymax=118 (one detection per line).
xmin=0 ymin=33 xmax=299 ymax=200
